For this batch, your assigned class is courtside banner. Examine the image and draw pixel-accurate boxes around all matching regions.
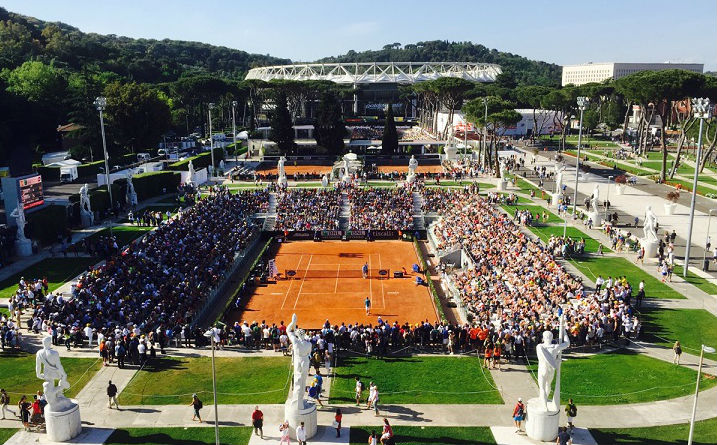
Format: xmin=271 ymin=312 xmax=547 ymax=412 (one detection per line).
xmin=320 ymin=230 xmax=344 ymax=240
xmin=371 ymin=230 xmax=398 ymax=239
xmin=347 ymin=230 xmax=367 ymax=240
xmin=287 ymin=231 xmax=313 ymax=240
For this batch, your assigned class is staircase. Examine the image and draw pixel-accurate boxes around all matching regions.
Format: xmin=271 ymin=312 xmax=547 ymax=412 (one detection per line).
xmin=339 ymin=192 xmax=351 ymax=230
xmin=412 ymin=191 xmax=426 ymax=230
xmin=262 ymin=192 xmax=278 ymax=231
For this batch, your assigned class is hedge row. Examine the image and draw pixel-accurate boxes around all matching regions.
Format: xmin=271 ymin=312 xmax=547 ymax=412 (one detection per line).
xmin=131 ymin=171 xmax=181 ymax=201
xmin=167 ymin=150 xmax=224 ymax=172
xmin=26 ymin=205 xmax=68 ymax=246
xmin=35 ymin=159 xmax=107 ymax=182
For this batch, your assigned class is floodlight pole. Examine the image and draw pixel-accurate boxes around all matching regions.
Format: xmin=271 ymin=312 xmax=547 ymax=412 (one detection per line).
xmin=232 ymin=101 xmax=238 ymax=163
xmin=684 ymin=98 xmax=711 ymax=277
xmin=208 ymin=102 xmax=216 ymax=177
xmin=94 ymin=96 xmax=113 ymax=235
xmin=571 ymin=97 xmax=589 ymax=216
xmin=605 ymin=175 xmax=613 ymax=223
xmin=205 ymin=328 xmax=220 ymax=445
xmin=704 ymin=209 xmax=716 ymax=271
xmin=687 ymin=344 xmax=715 ymax=445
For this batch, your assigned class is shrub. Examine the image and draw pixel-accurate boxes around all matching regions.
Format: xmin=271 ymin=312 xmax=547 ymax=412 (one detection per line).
xmin=131 ymin=171 xmax=180 ymax=201
xmin=26 ymin=205 xmax=68 ymax=246
xmin=76 ymin=160 xmax=105 ymax=178
xmin=36 ymin=166 xmax=61 ymax=182
xmin=167 ymin=150 xmax=224 ymax=172
xmin=666 ymin=190 xmax=680 ymax=203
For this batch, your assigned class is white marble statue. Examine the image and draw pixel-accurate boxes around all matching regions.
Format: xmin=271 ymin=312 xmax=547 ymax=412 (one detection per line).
xmin=188 ymin=159 xmax=196 ymax=183
xmin=590 ymin=184 xmax=600 ymax=215
xmin=408 ymin=155 xmax=418 ymax=176
xmin=126 ymin=175 xmax=138 ymax=207
xmin=499 ymin=158 xmax=506 ymax=179
xmin=219 ymin=159 xmax=225 ymax=171
xmin=643 ymin=205 xmax=659 ymax=243
xmin=554 ymin=163 xmax=565 ymax=195
xmin=36 ymin=336 xmax=73 ymax=412
xmin=287 ymin=313 xmax=312 ymax=411
xmin=79 ymin=183 xmax=94 ymax=225
xmin=9 ymin=204 xmax=27 ymax=242
xmin=278 ymin=156 xmax=287 ymax=178
xmin=343 ymin=157 xmax=351 ymax=180
xmin=536 ymin=315 xmax=570 ymax=410
xmin=321 ymin=175 xmax=329 ymax=188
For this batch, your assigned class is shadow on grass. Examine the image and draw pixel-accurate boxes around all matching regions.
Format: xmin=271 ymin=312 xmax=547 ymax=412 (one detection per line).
xmin=136 ymin=357 xmax=189 ymax=373
xmin=590 ymin=430 xmax=713 ymax=445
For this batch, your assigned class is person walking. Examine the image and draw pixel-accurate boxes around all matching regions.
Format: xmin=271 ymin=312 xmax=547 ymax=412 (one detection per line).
xmin=372 ymin=385 xmax=380 ymax=416
xmin=362 ymin=262 xmax=369 ymax=279
xmin=673 ymin=341 xmax=682 ymax=365
xmin=556 ymin=426 xmax=573 ymax=445
xmin=365 ymin=296 xmax=371 ymax=315
xmin=355 ymin=376 xmax=364 ymax=405
xmin=251 ymin=406 xmax=264 ymax=439
xmin=189 ymin=393 xmax=202 ymax=422
xmin=513 ymin=397 xmax=525 ymax=433
xmin=334 ymin=408 xmax=342 ymax=438
xmin=565 ymin=398 xmax=577 ymax=431
xmin=1 ymin=389 xmax=16 ymax=419
xmin=368 ymin=430 xmax=378 ymax=445
xmin=107 ymin=380 xmax=119 ymax=409
xmin=279 ymin=420 xmax=291 ymax=445
xmin=297 ymin=421 xmax=307 ymax=445
xmin=380 ymin=418 xmax=393 ymax=445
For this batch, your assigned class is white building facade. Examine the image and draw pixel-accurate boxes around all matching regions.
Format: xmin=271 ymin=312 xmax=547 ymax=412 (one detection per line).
xmin=561 ymin=62 xmax=703 ymax=86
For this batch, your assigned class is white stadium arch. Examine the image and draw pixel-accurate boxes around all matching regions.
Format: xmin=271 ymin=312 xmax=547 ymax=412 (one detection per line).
xmin=245 ymin=62 xmax=502 ymax=84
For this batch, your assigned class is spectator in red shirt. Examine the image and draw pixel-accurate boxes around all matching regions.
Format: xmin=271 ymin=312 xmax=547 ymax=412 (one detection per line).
xmin=251 ymin=406 xmax=263 ymax=439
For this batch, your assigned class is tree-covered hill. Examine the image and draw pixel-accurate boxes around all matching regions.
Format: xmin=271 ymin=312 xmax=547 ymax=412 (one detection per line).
xmin=316 ymin=41 xmax=561 ymax=87
xmin=0 ymin=7 xmax=290 ymax=82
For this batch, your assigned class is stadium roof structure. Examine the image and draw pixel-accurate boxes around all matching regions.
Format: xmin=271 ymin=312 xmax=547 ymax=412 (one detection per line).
xmin=245 ymin=62 xmax=502 ymax=84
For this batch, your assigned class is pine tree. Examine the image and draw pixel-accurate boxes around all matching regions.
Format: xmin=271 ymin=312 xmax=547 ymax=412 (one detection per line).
xmin=314 ymin=91 xmax=345 ymax=154
xmin=381 ymin=104 xmax=398 ymax=154
xmin=269 ymin=91 xmax=295 ymax=154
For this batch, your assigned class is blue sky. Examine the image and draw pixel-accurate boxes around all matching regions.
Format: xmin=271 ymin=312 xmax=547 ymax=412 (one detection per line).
xmin=3 ymin=0 xmax=715 ymax=70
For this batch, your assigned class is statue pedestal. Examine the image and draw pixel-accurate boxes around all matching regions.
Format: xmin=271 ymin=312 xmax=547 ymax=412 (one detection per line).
xmin=406 ymin=173 xmax=416 ymax=184
xmin=285 ymin=400 xmax=317 ymax=440
xmin=525 ymin=398 xmax=559 ymax=442
xmin=551 ymin=193 xmax=561 ymax=207
xmin=45 ymin=401 xmax=82 ymax=442
xmin=587 ymin=211 xmax=602 ymax=227
xmin=277 ymin=176 xmax=288 ymax=187
xmin=497 ymin=180 xmax=507 ymax=191
xmin=640 ymin=238 xmax=658 ymax=258
xmin=80 ymin=212 xmax=93 ymax=228
xmin=15 ymin=238 xmax=32 ymax=257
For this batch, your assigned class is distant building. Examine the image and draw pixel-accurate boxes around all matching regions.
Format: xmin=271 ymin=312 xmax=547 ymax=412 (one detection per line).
xmin=561 ymin=62 xmax=703 ymax=86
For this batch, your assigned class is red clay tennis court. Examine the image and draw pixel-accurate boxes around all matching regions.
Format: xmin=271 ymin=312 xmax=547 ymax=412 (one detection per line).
xmin=232 ymin=240 xmax=438 ymax=328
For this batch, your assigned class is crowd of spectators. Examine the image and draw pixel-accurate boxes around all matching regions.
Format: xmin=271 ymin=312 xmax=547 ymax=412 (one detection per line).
xmin=275 ymin=189 xmax=342 ymax=231
xmin=3 ymin=189 xmax=269 ymax=352
xmin=430 ymin=189 xmax=640 ymax=350
xmin=348 ymin=187 xmax=414 ymax=230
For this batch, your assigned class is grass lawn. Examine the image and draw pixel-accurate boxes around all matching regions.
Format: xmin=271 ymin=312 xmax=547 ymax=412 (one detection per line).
xmin=527 ymin=349 xmax=716 ymax=405
xmin=672 ymin=264 xmax=717 ymax=295
xmin=0 ymin=429 xmax=17 ymax=445
xmin=329 ymin=356 xmax=502 ymax=405
xmin=0 ymin=307 xmax=9 ymax=317
xmin=502 ymin=204 xmax=563 ymax=224
xmin=666 ymin=179 xmax=715 ymax=196
xmin=515 ymin=178 xmax=541 ymax=195
xmin=84 ymin=225 xmax=152 ymax=247
xmin=0 ymin=351 xmax=101 ymax=398
xmin=365 ymin=181 xmax=397 ymax=188
xmin=0 ymin=257 xmax=99 ymax=299
xmin=154 ymin=195 xmax=179 ymax=204
xmin=118 ymin=356 xmax=290 ymax=405
xmin=499 ymin=193 xmax=532 ymax=204
xmin=430 ymin=181 xmax=495 ymax=189
xmin=349 ymin=426 xmax=496 ymax=445
xmin=639 ymin=307 xmax=717 ymax=361
xmin=590 ymin=418 xmax=717 ymax=445
xmin=569 ymin=256 xmax=685 ymax=299
xmin=106 ymin=427 xmax=252 ymax=445
xmin=527 ymin=224 xmax=608 ymax=253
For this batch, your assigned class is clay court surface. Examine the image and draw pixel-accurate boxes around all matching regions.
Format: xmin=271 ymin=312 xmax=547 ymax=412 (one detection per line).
xmin=232 ymin=241 xmax=438 ymax=328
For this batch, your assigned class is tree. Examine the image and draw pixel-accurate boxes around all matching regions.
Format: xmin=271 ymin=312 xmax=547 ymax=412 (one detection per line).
xmin=269 ymin=90 xmax=294 ymax=155
xmin=3 ymin=61 xmax=67 ymax=104
xmin=103 ymin=81 xmax=171 ymax=155
xmin=464 ymin=96 xmax=520 ymax=176
xmin=431 ymin=77 xmax=474 ymax=139
xmin=314 ymin=91 xmax=345 ymax=155
xmin=382 ymin=104 xmax=398 ymax=154
xmin=516 ymin=85 xmax=554 ymax=141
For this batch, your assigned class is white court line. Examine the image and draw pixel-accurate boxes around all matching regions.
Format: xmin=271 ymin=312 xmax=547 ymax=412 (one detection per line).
xmin=378 ymin=253 xmax=386 ymax=308
xmin=280 ymin=254 xmax=303 ymax=310
xmin=294 ymin=254 xmax=313 ymax=309
xmin=368 ymin=252 xmax=373 ymax=308
xmin=334 ymin=263 xmax=341 ymax=293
